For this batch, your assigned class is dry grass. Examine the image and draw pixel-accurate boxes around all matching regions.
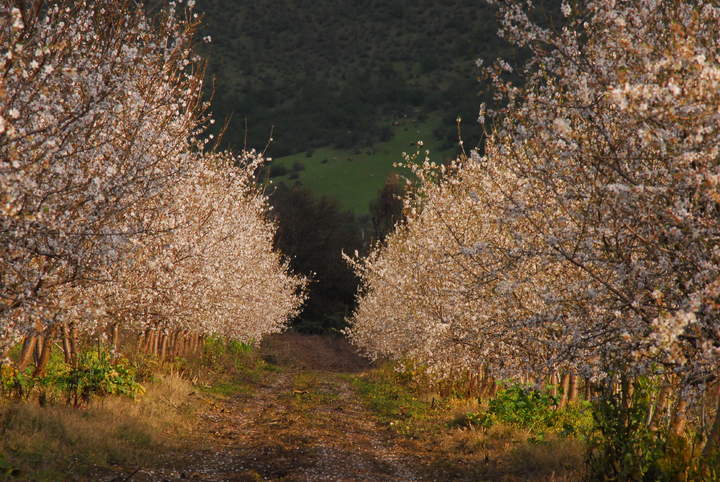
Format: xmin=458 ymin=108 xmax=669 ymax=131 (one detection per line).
xmin=351 ymin=364 xmax=587 ymax=480
xmin=0 ymin=374 xmax=206 ymax=480
xmin=506 ymin=437 xmax=586 ymax=479
xmin=424 ymin=422 xmax=585 ymax=480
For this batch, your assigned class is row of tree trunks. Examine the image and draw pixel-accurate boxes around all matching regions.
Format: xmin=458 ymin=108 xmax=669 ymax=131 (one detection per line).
xmin=10 ymin=323 xmax=210 ymax=376
xmin=33 ymin=326 xmax=57 ymax=377
xmin=558 ymin=372 xmax=581 ymax=407
xmin=14 ymin=326 xmax=58 ymax=377
xmin=18 ymin=335 xmax=37 ymax=371
xmin=58 ymin=321 xmax=80 ymax=367
xmin=137 ymin=328 xmax=204 ymax=360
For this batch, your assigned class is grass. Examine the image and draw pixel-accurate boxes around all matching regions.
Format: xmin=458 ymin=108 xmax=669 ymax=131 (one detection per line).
xmin=284 ymin=371 xmax=340 ymax=412
xmin=0 ymin=374 xmax=204 ymax=480
xmin=268 ymin=116 xmax=458 ymax=213
xmin=349 ymin=366 xmax=434 ymax=437
xmin=350 ymin=364 xmax=586 ymax=480
xmin=0 ymin=336 xmax=282 ymax=480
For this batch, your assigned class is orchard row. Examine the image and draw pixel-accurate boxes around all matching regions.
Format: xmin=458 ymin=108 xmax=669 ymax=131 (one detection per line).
xmin=348 ymin=0 xmax=720 ymax=460
xmin=0 ymin=1 xmax=305 ymax=373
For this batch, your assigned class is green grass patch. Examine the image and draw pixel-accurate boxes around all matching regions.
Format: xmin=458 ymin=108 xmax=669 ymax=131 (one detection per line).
xmin=175 ymin=336 xmax=282 ymax=398
xmin=349 ymin=365 xmax=435 ymax=436
xmin=269 ymin=116 xmax=457 ymax=213
xmin=284 ymin=372 xmax=340 ymax=410
xmin=200 ymin=380 xmax=253 ymax=397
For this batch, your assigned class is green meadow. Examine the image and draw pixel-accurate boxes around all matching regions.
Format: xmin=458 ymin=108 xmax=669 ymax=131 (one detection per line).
xmin=268 ymin=117 xmax=458 ymax=214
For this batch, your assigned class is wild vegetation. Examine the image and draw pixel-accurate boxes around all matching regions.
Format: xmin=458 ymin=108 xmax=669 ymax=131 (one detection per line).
xmin=348 ymin=0 xmax=720 ymax=478
xmin=192 ymin=0 xmax=527 ymax=156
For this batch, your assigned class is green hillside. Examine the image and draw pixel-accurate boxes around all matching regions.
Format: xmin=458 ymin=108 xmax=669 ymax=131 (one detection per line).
xmin=268 ymin=116 xmax=457 ymax=214
xmin=189 ymin=0 xmax=562 ymax=211
xmin=193 ymin=0 xmax=525 ymax=154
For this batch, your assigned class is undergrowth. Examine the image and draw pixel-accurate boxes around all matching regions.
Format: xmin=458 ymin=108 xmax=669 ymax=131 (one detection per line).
xmin=350 ymin=364 xmax=586 ymax=480
xmin=0 ymin=336 xmax=275 ymax=479
xmin=455 ymin=381 xmax=594 ymax=443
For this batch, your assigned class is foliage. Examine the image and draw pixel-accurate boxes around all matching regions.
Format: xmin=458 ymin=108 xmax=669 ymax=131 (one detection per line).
xmin=189 ymin=0 xmax=536 ymax=156
xmin=485 ymin=383 xmax=560 ymax=434
xmin=1 ymin=348 xmax=143 ymax=406
xmin=458 ymin=382 xmax=593 ymax=442
xmin=55 ymin=352 xmax=145 ymax=407
xmin=267 ymin=116 xmax=454 ymax=214
xmin=585 ymin=377 xmax=689 ymax=481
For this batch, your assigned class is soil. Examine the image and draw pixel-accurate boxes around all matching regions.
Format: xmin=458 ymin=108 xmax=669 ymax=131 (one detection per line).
xmin=98 ymin=334 xmax=579 ymax=481
xmin=98 ymin=334 xmax=425 ymax=481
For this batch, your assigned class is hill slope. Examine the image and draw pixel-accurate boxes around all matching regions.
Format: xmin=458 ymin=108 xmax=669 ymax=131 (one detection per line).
xmin=195 ymin=0 xmax=522 ymax=155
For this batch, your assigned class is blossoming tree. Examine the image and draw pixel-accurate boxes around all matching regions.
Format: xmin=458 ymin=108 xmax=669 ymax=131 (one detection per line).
xmin=348 ymin=0 xmax=720 ymax=454
xmin=1 ymin=0 xmax=306 ymax=371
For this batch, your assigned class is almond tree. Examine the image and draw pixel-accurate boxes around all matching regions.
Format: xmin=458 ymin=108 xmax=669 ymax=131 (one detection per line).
xmin=0 ymin=0 xmax=207 ymax=359
xmin=86 ymin=150 xmax=306 ymax=359
xmin=485 ymin=0 xmax=720 ymax=407
xmin=349 ymin=0 xmax=720 ymax=455
xmin=1 ymin=1 xmax=306 ymax=372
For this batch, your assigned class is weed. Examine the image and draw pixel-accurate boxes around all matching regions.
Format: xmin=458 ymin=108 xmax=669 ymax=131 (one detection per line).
xmin=350 ymin=365 xmax=434 ymax=436
xmin=458 ymin=381 xmax=593 ymax=441
xmin=1 ymin=348 xmax=143 ymax=406
xmin=585 ymin=377 xmax=688 ymax=481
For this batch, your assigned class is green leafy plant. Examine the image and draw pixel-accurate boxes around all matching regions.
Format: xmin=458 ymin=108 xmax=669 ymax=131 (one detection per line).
xmin=585 ymin=376 xmax=688 ymax=481
xmin=0 ymin=364 xmax=34 ymax=399
xmin=462 ymin=382 xmax=593 ymax=439
xmin=486 ymin=382 xmax=560 ymax=432
xmin=51 ymin=351 xmax=144 ymax=407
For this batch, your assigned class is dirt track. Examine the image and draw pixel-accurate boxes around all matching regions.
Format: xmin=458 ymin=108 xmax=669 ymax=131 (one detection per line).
xmin=101 ymin=334 xmax=581 ymax=482
xmin=110 ymin=334 xmax=424 ymax=481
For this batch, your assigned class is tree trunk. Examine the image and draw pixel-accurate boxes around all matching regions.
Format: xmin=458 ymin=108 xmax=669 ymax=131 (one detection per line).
xmin=170 ymin=330 xmax=180 ymax=358
xmin=111 ymin=322 xmax=120 ymax=355
xmin=18 ymin=336 xmax=37 ymax=371
xmin=559 ymin=372 xmax=571 ymax=407
xmin=175 ymin=330 xmax=187 ymax=357
xmin=649 ymin=384 xmax=671 ymax=430
xmin=137 ymin=331 xmax=146 ymax=354
xmin=152 ymin=330 xmax=160 ymax=356
xmin=142 ymin=329 xmax=153 ymax=354
xmin=69 ymin=321 xmax=79 ymax=367
xmin=670 ymin=397 xmax=688 ymax=436
xmin=621 ymin=375 xmax=632 ymax=411
xmin=550 ymin=373 xmax=559 ymax=398
xmin=159 ymin=332 xmax=168 ymax=361
xmin=60 ymin=323 xmax=72 ymax=364
xmin=34 ymin=334 xmax=44 ymax=367
xmin=33 ymin=326 xmax=57 ymax=377
xmin=568 ymin=374 xmax=579 ymax=404
xmin=584 ymin=378 xmax=592 ymax=401
xmin=702 ymin=384 xmax=720 ymax=458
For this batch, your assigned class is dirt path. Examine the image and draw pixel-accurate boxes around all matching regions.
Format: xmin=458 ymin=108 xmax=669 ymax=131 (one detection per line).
xmin=116 ymin=334 xmax=424 ymax=481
